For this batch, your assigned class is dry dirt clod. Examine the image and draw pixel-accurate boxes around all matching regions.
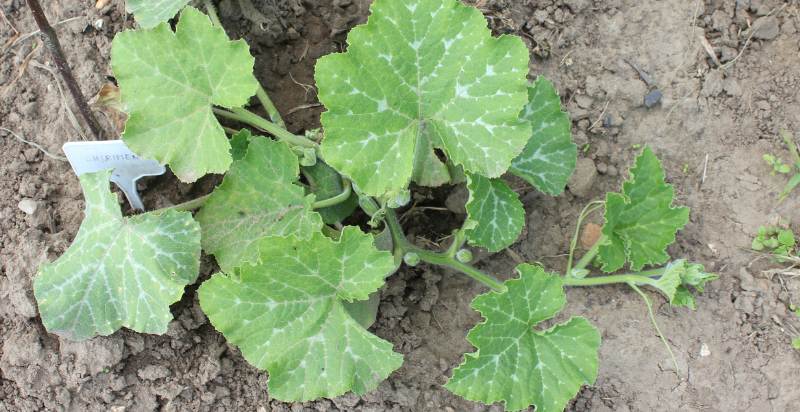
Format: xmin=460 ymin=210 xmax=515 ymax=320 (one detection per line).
xmin=580 ymin=222 xmax=602 ymax=249
xmin=752 ymin=15 xmax=780 ymax=40
xmin=568 ymin=157 xmax=597 ymax=198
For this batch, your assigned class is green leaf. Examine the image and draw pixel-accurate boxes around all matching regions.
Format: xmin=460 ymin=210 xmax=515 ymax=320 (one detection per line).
xmin=33 ymin=170 xmax=201 ymax=341
xmin=303 ymin=161 xmax=358 ymax=224
xmin=649 ymin=260 xmax=717 ymax=310
xmin=112 ymin=6 xmax=258 ymax=182
xmin=510 ymin=77 xmax=577 ymax=195
xmin=195 ymin=137 xmax=322 ymax=272
xmin=792 ymin=337 xmax=800 ymax=350
xmin=465 ymin=174 xmax=525 ymax=252
xmin=343 ymin=293 xmax=381 ymax=329
xmin=126 ymin=0 xmax=191 ymax=29
xmin=198 ymin=227 xmax=402 ymax=401
xmin=446 ymin=264 xmax=600 ymax=412
xmin=315 ymin=0 xmax=530 ymax=196
xmin=229 ymin=129 xmax=252 ymax=161
xmin=598 ymin=147 xmax=690 ymax=272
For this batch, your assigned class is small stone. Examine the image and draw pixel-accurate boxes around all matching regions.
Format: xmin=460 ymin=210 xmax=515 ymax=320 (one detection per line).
xmin=575 ymin=94 xmax=594 ymax=109
xmin=17 ymin=198 xmax=39 ymax=215
xmin=700 ymin=343 xmax=711 ymax=357
xmin=567 ymin=158 xmax=597 ymax=197
xmin=752 ymin=16 xmax=780 ymax=40
xmin=644 ymin=89 xmax=663 ymax=108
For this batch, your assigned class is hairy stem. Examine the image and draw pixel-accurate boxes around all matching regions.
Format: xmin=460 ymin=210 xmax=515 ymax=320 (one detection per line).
xmin=384 ymin=209 xmax=507 ymax=292
xmin=561 ymin=267 xmax=664 ymax=287
xmin=26 ymin=0 xmax=103 ymax=139
xmin=213 ymin=107 xmax=318 ymax=149
xmin=162 ymin=194 xmax=210 ymax=212
xmin=312 ymin=179 xmax=352 ymax=209
xmin=256 ymin=86 xmax=285 ymax=128
xmin=203 ymin=0 xmax=223 ymax=28
xmin=629 ymin=283 xmax=680 ymax=375
xmin=572 ymin=234 xmax=604 ymax=272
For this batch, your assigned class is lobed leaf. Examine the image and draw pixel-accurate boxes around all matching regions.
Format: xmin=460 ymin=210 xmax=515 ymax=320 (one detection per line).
xmin=510 ymin=77 xmax=577 ymax=195
xmin=465 ymin=174 xmax=525 ymax=252
xmin=446 ymin=264 xmax=600 ymax=412
xmin=315 ymin=0 xmax=530 ymax=196
xmin=112 ymin=6 xmax=258 ymax=182
xmin=650 ymin=260 xmax=717 ymax=310
xmin=34 ymin=170 xmax=201 ymax=341
xmin=198 ymin=227 xmax=402 ymax=401
xmin=195 ymin=137 xmax=322 ymax=272
xmin=597 ymin=147 xmax=690 ymax=272
xmin=126 ymin=0 xmax=191 ymax=29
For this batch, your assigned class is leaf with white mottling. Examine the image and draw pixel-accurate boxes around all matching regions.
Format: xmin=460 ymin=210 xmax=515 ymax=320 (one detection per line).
xmin=195 ymin=137 xmax=322 ymax=272
xmin=112 ymin=6 xmax=258 ymax=182
xmin=465 ymin=174 xmax=525 ymax=252
xmin=598 ymin=147 xmax=690 ymax=272
xmin=198 ymin=227 xmax=402 ymax=401
xmin=510 ymin=77 xmax=577 ymax=195
xmin=316 ymin=0 xmax=530 ymax=196
xmin=126 ymin=0 xmax=190 ymax=28
xmin=33 ymin=170 xmax=201 ymax=341
xmin=446 ymin=264 xmax=600 ymax=412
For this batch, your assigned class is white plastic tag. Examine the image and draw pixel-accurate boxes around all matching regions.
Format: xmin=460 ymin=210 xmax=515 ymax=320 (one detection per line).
xmin=62 ymin=140 xmax=165 ymax=211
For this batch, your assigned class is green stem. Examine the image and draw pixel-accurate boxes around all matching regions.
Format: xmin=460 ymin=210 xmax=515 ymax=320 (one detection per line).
xmin=213 ymin=107 xmax=318 ymax=149
xmin=573 ymin=234 xmax=604 ymax=272
xmin=312 ymin=179 xmax=352 ymax=209
xmin=446 ymin=227 xmax=470 ymax=257
xmin=203 ymin=0 xmax=223 ymax=28
xmin=629 ymin=283 xmax=680 ymax=375
xmin=162 ymin=194 xmax=210 ymax=212
xmin=256 ymin=86 xmax=285 ymax=128
xmin=566 ymin=200 xmax=604 ymax=277
xmin=384 ymin=209 xmax=507 ymax=292
xmin=562 ymin=267 xmax=665 ymax=287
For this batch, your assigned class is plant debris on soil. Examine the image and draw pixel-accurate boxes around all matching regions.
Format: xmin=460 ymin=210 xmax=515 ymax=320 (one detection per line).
xmin=1 ymin=0 xmax=800 ymax=410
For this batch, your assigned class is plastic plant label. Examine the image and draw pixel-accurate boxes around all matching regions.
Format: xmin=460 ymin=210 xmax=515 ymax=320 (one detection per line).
xmin=62 ymin=140 xmax=165 ymax=210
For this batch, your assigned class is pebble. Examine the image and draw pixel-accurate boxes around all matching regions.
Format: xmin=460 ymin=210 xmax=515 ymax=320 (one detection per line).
xmin=17 ymin=198 xmax=39 ymax=215
xmin=575 ymin=94 xmax=594 ymax=109
xmin=752 ymin=15 xmax=780 ymax=40
xmin=700 ymin=343 xmax=711 ymax=357
xmin=644 ymin=89 xmax=662 ymax=108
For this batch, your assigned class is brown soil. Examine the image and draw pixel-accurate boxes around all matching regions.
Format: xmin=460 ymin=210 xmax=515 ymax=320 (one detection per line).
xmin=2 ymin=0 xmax=800 ymax=411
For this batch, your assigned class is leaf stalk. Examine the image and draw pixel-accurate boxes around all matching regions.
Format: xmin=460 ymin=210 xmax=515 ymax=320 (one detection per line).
xmin=384 ymin=209 xmax=507 ymax=293
xmin=213 ymin=107 xmax=318 ymax=149
xmin=312 ymin=179 xmax=352 ymax=209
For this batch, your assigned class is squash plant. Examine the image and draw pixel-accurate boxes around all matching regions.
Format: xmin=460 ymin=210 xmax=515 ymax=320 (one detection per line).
xmin=33 ymin=0 xmax=716 ymax=410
